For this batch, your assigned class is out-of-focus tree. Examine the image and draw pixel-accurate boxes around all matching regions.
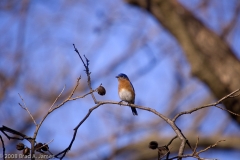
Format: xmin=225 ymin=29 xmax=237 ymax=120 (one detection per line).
xmin=0 ymin=0 xmax=240 ymax=159
xmin=126 ymin=0 xmax=240 ymax=124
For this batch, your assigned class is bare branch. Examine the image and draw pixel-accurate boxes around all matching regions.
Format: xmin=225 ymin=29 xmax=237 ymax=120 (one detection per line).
xmin=172 ymin=89 xmax=240 ymax=122
xmin=0 ymin=135 xmax=5 ymax=160
xmin=158 ymin=146 xmax=170 ymax=160
xmin=197 ymin=140 xmax=225 ymax=155
xmin=18 ymin=93 xmax=37 ymax=126
xmin=55 ymin=101 xmax=185 ymax=159
xmin=55 ymin=88 xmax=240 ymax=159
xmin=192 ymin=137 xmax=199 ymax=156
xmin=167 ymin=136 xmax=178 ymax=147
xmin=0 ymin=125 xmax=32 ymax=141
xmin=215 ymin=105 xmax=240 ymax=117
xmin=35 ymin=139 xmax=54 ymax=152
xmin=168 ymin=139 xmax=225 ymax=160
xmin=49 ymin=85 xmax=66 ymax=111
xmin=33 ymin=78 xmax=86 ymax=141
xmin=73 ymin=44 xmax=97 ymax=103
xmin=68 ymin=76 xmax=81 ymax=99
xmin=47 ymin=46 xmax=240 ymax=160
xmin=55 ymin=103 xmax=102 ymax=159
xmin=50 ymin=46 xmax=240 ymax=159
xmin=69 ymin=90 xmax=95 ymax=101
xmin=229 ymin=91 xmax=240 ymax=98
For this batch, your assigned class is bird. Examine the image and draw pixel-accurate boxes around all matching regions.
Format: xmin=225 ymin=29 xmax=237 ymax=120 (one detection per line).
xmin=116 ymin=73 xmax=138 ymax=116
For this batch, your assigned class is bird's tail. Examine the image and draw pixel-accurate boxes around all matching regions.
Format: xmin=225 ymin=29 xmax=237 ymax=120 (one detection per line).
xmin=131 ymin=107 xmax=138 ymax=116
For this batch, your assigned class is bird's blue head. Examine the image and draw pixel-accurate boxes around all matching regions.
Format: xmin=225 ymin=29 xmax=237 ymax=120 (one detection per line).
xmin=116 ymin=73 xmax=129 ymax=80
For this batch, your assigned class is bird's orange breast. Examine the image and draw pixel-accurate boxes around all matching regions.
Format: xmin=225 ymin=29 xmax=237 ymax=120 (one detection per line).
xmin=118 ymin=78 xmax=135 ymax=103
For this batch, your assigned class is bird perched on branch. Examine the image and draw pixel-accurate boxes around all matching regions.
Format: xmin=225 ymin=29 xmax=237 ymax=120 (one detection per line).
xmin=116 ymin=73 xmax=138 ymax=116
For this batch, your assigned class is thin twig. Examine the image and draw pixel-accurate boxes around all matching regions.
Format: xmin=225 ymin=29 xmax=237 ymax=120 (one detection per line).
xmin=34 ymin=80 xmax=84 ymax=138
xmin=55 ymin=103 xmax=102 ymax=159
xmin=172 ymin=89 xmax=240 ymax=122
xmin=32 ymin=77 xmax=84 ymax=156
xmin=35 ymin=139 xmax=54 ymax=152
xmin=0 ymin=125 xmax=32 ymax=141
xmin=68 ymin=76 xmax=81 ymax=99
xmin=161 ymin=146 xmax=172 ymax=160
xmin=73 ymin=44 xmax=87 ymax=69
xmin=18 ymin=93 xmax=37 ymax=126
xmin=229 ymin=92 xmax=240 ymax=98
xmin=0 ymin=135 xmax=5 ymax=160
xmin=49 ymin=85 xmax=66 ymax=111
xmin=197 ymin=140 xmax=225 ymax=155
xmin=69 ymin=90 xmax=95 ymax=101
xmin=73 ymin=44 xmax=97 ymax=103
xmin=192 ymin=137 xmax=199 ymax=155
xmin=215 ymin=105 xmax=240 ymax=116
xmin=167 ymin=139 xmax=225 ymax=160
xmin=167 ymin=136 xmax=177 ymax=146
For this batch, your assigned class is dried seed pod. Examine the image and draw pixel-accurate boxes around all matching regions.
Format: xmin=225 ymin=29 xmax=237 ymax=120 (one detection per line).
xmin=97 ymin=85 xmax=106 ymax=96
xmin=23 ymin=147 xmax=30 ymax=155
xmin=41 ymin=143 xmax=49 ymax=151
xmin=149 ymin=141 xmax=158 ymax=149
xmin=16 ymin=143 xmax=25 ymax=150
xmin=35 ymin=143 xmax=43 ymax=152
xmin=158 ymin=146 xmax=169 ymax=157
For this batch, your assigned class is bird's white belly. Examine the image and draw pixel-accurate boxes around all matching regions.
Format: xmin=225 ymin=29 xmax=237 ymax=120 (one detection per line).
xmin=119 ymin=89 xmax=133 ymax=102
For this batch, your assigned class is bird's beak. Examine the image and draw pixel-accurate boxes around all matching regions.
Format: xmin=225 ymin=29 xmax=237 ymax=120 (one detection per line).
xmin=116 ymin=75 xmax=119 ymax=78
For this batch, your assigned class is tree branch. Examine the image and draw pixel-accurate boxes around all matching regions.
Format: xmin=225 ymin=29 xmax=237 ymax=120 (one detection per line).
xmin=55 ymin=45 xmax=240 ymax=160
xmin=73 ymin=44 xmax=97 ymax=103
xmin=172 ymin=89 xmax=240 ymax=122
xmin=0 ymin=135 xmax=5 ymax=160
xmin=18 ymin=93 xmax=37 ymax=126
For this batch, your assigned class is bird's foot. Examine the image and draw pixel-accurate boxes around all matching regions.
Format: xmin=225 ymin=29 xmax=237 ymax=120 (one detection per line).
xmin=118 ymin=100 xmax=124 ymax=105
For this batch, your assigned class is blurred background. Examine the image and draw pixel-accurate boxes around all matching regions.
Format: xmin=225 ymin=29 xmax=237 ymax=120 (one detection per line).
xmin=0 ymin=0 xmax=240 ymax=159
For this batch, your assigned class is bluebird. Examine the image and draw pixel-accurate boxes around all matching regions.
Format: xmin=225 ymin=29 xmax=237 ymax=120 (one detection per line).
xmin=116 ymin=73 xmax=138 ymax=116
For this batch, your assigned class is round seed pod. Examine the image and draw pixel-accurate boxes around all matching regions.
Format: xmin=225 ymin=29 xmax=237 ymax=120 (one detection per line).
xmin=97 ymin=85 xmax=106 ymax=96
xmin=16 ymin=143 xmax=25 ymax=150
xmin=41 ymin=143 xmax=49 ymax=151
xmin=149 ymin=141 xmax=158 ymax=149
xmin=35 ymin=143 xmax=43 ymax=152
